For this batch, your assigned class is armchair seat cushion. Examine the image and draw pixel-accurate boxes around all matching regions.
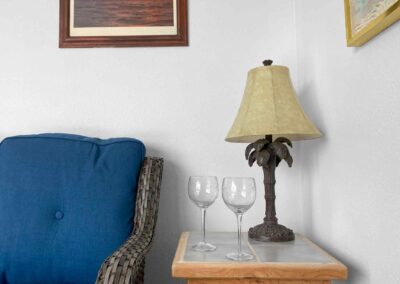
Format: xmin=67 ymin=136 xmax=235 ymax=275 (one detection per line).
xmin=0 ymin=134 xmax=145 ymax=284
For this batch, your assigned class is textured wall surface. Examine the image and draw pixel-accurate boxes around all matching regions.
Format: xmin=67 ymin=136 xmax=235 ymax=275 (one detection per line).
xmin=0 ymin=1 xmax=298 ymax=283
xmin=295 ymin=1 xmax=400 ymax=283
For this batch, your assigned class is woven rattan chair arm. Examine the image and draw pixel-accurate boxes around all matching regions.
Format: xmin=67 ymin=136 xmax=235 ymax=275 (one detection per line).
xmin=96 ymin=157 xmax=164 ymax=284
xmin=96 ymin=231 xmax=152 ymax=284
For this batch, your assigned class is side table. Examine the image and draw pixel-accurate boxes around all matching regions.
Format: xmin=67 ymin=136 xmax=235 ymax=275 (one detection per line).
xmin=172 ymin=232 xmax=347 ymax=284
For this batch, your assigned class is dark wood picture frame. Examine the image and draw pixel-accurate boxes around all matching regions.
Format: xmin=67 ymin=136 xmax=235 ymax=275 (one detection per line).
xmin=59 ymin=0 xmax=188 ymax=48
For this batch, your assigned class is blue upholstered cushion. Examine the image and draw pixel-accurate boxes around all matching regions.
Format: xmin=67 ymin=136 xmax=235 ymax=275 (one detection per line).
xmin=0 ymin=134 xmax=145 ymax=284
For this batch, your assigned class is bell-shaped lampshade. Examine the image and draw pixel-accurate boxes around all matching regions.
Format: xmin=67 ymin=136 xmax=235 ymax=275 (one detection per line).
xmin=225 ymin=65 xmax=322 ymax=143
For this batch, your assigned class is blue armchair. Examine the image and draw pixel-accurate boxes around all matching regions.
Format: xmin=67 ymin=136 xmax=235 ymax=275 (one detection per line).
xmin=0 ymin=134 xmax=163 ymax=284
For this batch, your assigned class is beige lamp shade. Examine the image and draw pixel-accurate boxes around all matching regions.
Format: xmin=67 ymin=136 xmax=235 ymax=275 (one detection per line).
xmin=225 ymin=65 xmax=322 ymax=143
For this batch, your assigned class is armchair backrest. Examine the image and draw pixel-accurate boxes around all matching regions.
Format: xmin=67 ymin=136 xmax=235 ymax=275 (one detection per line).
xmin=0 ymin=134 xmax=149 ymax=284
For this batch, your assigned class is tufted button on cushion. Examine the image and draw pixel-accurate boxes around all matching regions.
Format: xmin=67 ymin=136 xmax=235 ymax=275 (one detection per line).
xmin=0 ymin=133 xmax=145 ymax=284
xmin=55 ymin=211 xmax=64 ymax=220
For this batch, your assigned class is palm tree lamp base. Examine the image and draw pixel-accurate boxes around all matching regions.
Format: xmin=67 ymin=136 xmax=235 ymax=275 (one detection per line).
xmin=245 ymin=135 xmax=295 ymax=242
xmin=249 ymin=223 xmax=294 ymax=242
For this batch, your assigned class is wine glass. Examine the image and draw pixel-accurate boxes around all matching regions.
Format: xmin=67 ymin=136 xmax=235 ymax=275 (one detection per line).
xmin=222 ymin=177 xmax=256 ymax=261
xmin=188 ymin=176 xmax=219 ymax=252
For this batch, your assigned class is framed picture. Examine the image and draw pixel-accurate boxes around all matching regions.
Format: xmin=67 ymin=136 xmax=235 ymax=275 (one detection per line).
xmin=59 ymin=0 xmax=188 ymax=48
xmin=345 ymin=0 xmax=400 ymax=46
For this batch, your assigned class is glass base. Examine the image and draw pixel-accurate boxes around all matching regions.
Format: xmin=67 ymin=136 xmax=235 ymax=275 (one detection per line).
xmin=192 ymin=241 xmax=217 ymax=252
xmin=226 ymin=252 xmax=254 ymax=261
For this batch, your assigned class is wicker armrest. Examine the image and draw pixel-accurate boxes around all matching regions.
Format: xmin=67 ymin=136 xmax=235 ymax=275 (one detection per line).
xmin=96 ymin=157 xmax=164 ymax=284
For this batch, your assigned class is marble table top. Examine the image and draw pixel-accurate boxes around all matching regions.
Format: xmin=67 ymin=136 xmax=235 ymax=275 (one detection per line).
xmin=172 ymin=231 xmax=348 ymax=281
xmin=183 ymin=231 xmax=333 ymax=263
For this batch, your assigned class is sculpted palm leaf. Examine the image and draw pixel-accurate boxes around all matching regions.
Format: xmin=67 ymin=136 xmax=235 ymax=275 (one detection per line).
xmin=245 ymin=143 xmax=255 ymax=160
xmin=248 ymin=151 xmax=257 ymax=167
xmin=284 ymin=153 xmax=293 ymax=167
xmin=274 ymin=137 xmax=293 ymax=148
xmin=271 ymin=142 xmax=293 ymax=167
xmin=271 ymin=142 xmax=288 ymax=159
xmin=254 ymin=138 xmax=269 ymax=152
xmin=256 ymin=150 xmax=271 ymax=167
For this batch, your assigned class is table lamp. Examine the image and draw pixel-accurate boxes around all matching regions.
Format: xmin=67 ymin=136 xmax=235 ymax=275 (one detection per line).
xmin=225 ymin=60 xmax=322 ymax=242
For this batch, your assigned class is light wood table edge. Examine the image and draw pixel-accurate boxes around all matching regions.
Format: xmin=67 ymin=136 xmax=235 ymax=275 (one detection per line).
xmin=297 ymin=234 xmax=348 ymax=279
xmin=172 ymin=232 xmax=347 ymax=281
xmin=172 ymin=231 xmax=190 ymax=275
xmin=187 ymin=280 xmax=332 ymax=284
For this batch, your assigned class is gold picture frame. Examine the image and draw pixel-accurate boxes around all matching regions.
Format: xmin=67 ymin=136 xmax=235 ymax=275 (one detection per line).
xmin=345 ymin=0 xmax=400 ymax=46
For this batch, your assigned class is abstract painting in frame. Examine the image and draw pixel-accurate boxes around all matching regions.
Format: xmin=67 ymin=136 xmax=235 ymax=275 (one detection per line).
xmin=60 ymin=0 xmax=188 ymax=48
xmin=345 ymin=0 xmax=400 ymax=46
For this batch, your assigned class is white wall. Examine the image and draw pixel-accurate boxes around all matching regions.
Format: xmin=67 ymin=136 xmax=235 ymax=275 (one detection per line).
xmin=6 ymin=1 xmax=397 ymax=283
xmin=294 ymin=1 xmax=400 ymax=283
xmin=0 ymin=1 xmax=299 ymax=283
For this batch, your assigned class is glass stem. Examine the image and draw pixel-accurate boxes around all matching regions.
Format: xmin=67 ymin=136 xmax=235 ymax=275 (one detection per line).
xmin=236 ymin=213 xmax=243 ymax=256
xmin=201 ymin=208 xmax=206 ymax=243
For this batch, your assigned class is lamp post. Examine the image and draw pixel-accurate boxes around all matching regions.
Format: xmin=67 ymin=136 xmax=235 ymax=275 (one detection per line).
xmin=225 ymin=60 xmax=321 ymax=242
